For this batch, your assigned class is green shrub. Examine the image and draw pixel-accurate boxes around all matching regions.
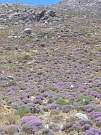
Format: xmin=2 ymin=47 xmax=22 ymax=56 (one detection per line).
xmin=56 ymin=97 xmax=69 ymax=105
xmin=16 ymin=106 xmax=31 ymax=117
xmin=77 ymin=95 xmax=92 ymax=105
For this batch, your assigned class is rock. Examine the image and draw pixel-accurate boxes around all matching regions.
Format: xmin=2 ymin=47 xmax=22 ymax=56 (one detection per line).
xmin=35 ymin=10 xmax=56 ymax=21
xmin=79 ymin=120 xmax=92 ymax=126
xmin=0 ymin=75 xmax=16 ymax=87
xmin=23 ymin=28 xmax=32 ymax=35
xmin=74 ymin=113 xmax=89 ymax=121
xmin=0 ymin=127 xmax=5 ymax=135
xmin=4 ymin=124 xmax=19 ymax=135
xmin=45 ymin=10 xmax=56 ymax=17
xmin=31 ymin=106 xmax=42 ymax=114
xmin=8 ymin=35 xmax=18 ymax=39
xmin=42 ymin=128 xmax=54 ymax=135
xmin=49 ymin=122 xmax=60 ymax=132
xmin=35 ymin=10 xmax=46 ymax=21
xmin=82 ymin=124 xmax=91 ymax=131
xmin=0 ymin=9 xmax=56 ymax=24
xmin=61 ymin=122 xmax=73 ymax=131
xmin=20 ymin=115 xmax=43 ymax=133
xmin=8 ymin=12 xmax=21 ymax=20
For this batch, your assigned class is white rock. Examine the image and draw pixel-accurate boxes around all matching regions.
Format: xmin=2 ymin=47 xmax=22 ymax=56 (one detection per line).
xmin=8 ymin=35 xmax=18 ymax=39
xmin=8 ymin=12 xmax=21 ymax=20
xmin=74 ymin=113 xmax=89 ymax=121
xmin=30 ymin=96 xmax=35 ymax=101
xmin=44 ymin=124 xmax=49 ymax=129
xmin=70 ymin=84 xmax=74 ymax=88
xmin=7 ymin=75 xmax=14 ymax=80
xmin=23 ymin=28 xmax=32 ymax=35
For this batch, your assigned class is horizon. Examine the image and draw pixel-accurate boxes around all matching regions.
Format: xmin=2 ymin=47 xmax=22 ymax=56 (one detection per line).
xmin=0 ymin=0 xmax=61 ymax=5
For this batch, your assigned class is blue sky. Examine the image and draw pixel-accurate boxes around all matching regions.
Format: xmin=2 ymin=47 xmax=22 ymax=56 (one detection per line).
xmin=0 ymin=0 xmax=61 ymax=5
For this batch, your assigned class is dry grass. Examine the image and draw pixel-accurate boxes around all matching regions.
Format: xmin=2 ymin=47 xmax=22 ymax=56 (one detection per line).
xmin=0 ymin=104 xmax=19 ymax=126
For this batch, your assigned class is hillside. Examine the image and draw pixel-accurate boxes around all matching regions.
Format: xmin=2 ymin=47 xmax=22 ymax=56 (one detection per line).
xmin=0 ymin=0 xmax=101 ymax=135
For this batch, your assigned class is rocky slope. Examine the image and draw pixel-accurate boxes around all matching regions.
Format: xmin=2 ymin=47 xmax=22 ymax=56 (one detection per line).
xmin=0 ymin=0 xmax=101 ymax=135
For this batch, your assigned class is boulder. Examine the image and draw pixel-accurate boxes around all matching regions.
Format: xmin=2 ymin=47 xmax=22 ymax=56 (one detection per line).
xmin=42 ymin=10 xmax=56 ymax=20
xmin=23 ymin=28 xmax=32 ymax=35
xmin=74 ymin=113 xmax=89 ymax=121
xmin=35 ymin=10 xmax=46 ymax=21
xmin=45 ymin=10 xmax=56 ymax=17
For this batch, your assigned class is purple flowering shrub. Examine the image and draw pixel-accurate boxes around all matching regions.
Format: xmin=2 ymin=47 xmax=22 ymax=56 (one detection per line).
xmin=89 ymin=112 xmax=101 ymax=119
xmin=20 ymin=115 xmax=43 ymax=133
xmin=84 ymin=128 xmax=101 ymax=135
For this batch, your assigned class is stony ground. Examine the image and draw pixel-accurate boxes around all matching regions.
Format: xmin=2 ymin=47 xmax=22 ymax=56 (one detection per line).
xmin=0 ymin=0 xmax=101 ymax=135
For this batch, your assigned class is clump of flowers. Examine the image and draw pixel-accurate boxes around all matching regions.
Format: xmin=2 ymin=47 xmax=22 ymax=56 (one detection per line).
xmin=89 ymin=112 xmax=101 ymax=119
xmin=84 ymin=128 xmax=101 ymax=135
xmin=20 ymin=115 xmax=43 ymax=134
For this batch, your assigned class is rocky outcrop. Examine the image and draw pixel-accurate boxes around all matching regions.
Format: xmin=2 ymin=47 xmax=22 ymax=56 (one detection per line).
xmin=0 ymin=7 xmax=56 ymax=25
